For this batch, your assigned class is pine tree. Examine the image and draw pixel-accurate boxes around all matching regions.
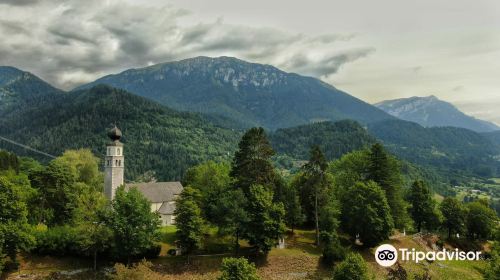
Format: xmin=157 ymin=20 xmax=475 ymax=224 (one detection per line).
xmin=408 ymin=180 xmax=438 ymax=232
xmin=230 ymin=127 xmax=276 ymax=193
xmin=367 ymin=143 xmax=407 ymax=229
xmin=302 ymin=145 xmax=329 ymax=245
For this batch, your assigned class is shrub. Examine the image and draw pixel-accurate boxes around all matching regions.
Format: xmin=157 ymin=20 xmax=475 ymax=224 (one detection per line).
xmin=333 ymin=253 xmax=369 ymax=280
xmin=110 ymin=260 xmax=160 ymax=280
xmin=321 ymin=232 xmax=345 ymax=265
xmin=32 ymin=225 xmax=80 ymax=256
xmin=218 ymin=257 xmax=260 ymax=280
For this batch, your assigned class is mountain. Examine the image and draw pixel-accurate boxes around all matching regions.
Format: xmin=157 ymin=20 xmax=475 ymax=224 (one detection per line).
xmin=269 ymin=120 xmax=376 ymax=161
xmin=375 ymin=95 xmax=499 ymax=133
xmin=0 ymin=66 xmax=63 ymax=115
xmin=76 ymin=56 xmax=393 ymax=129
xmin=0 ymin=84 xmax=241 ymax=181
xmin=368 ymin=119 xmax=500 ymax=178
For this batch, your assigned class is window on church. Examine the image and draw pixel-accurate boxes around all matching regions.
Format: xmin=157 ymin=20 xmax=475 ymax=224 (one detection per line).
xmin=117 ymin=148 xmax=120 ymax=155
xmin=118 ymin=160 xmax=121 ymax=166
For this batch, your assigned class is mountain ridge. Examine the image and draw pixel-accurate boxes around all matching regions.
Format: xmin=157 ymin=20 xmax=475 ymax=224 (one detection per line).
xmin=375 ymin=95 xmax=499 ymax=132
xmin=76 ymin=56 xmax=394 ymax=129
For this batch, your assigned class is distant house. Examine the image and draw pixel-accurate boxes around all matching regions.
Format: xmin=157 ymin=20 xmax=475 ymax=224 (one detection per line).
xmin=103 ymin=126 xmax=183 ymax=226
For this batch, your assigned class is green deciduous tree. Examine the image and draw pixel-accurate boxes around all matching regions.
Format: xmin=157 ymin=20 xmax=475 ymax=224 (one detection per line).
xmin=408 ymin=180 xmax=439 ymax=232
xmin=332 ymin=252 xmax=370 ymax=280
xmin=217 ymin=257 xmax=260 ymax=280
xmin=230 ymin=127 xmax=277 ymax=193
xmin=29 ymin=160 xmax=78 ymax=225
xmin=341 ymin=181 xmax=393 ymax=247
xmin=0 ymin=176 xmax=35 ymax=269
xmin=183 ymin=161 xmax=232 ymax=223
xmin=212 ymin=188 xmax=248 ymax=252
xmin=465 ymin=201 xmax=497 ymax=240
xmin=53 ymin=149 xmax=102 ymax=188
xmin=109 ymin=186 xmax=161 ymax=264
xmin=174 ymin=187 xmax=205 ymax=255
xmin=244 ymin=185 xmax=285 ymax=255
xmin=73 ymin=189 xmax=112 ymax=270
xmin=440 ymin=197 xmax=465 ymax=238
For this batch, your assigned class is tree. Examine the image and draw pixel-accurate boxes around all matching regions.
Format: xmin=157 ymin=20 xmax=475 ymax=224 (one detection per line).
xmin=341 ymin=181 xmax=393 ymax=247
xmin=218 ymin=257 xmax=260 ymax=280
xmin=73 ymin=189 xmax=112 ymax=270
xmin=52 ymin=149 xmax=101 ymax=187
xmin=283 ymin=183 xmax=304 ymax=233
xmin=407 ymin=180 xmax=438 ymax=232
xmin=332 ymin=252 xmax=370 ymax=280
xmin=440 ymin=197 xmax=465 ymax=238
xmin=465 ymin=201 xmax=497 ymax=240
xmin=230 ymin=127 xmax=277 ymax=193
xmin=212 ymin=188 xmax=248 ymax=252
xmin=302 ymin=145 xmax=329 ymax=245
xmin=29 ymin=160 xmax=78 ymax=225
xmin=0 ymin=176 xmax=35 ymax=268
xmin=319 ymin=198 xmax=342 ymax=264
xmin=109 ymin=186 xmax=161 ymax=264
xmin=244 ymin=185 xmax=285 ymax=255
xmin=183 ymin=161 xmax=232 ymax=223
xmin=174 ymin=187 xmax=204 ymax=255
xmin=367 ymin=143 xmax=407 ymax=229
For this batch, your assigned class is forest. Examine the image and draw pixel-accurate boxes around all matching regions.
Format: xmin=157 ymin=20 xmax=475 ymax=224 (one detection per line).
xmin=0 ymin=127 xmax=499 ymax=279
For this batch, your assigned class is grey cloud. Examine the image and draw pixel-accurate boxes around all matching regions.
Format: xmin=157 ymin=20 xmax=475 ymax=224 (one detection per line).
xmin=0 ymin=0 xmax=373 ymax=89
xmin=287 ymin=48 xmax=376 ymax=78
xmin=0 ymin=0 xmax=39 ymax=6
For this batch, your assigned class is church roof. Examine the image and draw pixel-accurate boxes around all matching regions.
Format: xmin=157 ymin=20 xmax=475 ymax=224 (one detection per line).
xmin=125 ymin=181 xmax=183 ymax=203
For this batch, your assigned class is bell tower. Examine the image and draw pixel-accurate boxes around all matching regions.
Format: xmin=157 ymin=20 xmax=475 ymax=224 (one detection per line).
xmin=104 ymin=126 xmax=124 ymax=200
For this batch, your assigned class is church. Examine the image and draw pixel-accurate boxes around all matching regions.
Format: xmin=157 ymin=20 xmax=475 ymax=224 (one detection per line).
xmin=103 ymin=126 xmax=183 ymax=226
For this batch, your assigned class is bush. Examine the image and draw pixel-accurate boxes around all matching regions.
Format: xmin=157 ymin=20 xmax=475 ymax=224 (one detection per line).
xmin=333 ymin=253 xmax=369 ymax=280
xmin=110 ymin=260 xmax=159 ymax=280
xmin=218 ymin=257 xmax=260 ymax=280
xmin=321 ymin=232 xmax=346 ymax=265
xmin=32 ymin=225 xmax=80 ymax=256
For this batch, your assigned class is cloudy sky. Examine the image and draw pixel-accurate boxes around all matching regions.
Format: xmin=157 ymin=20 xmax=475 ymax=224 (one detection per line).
xmin=1 ymin=0 xmax=499 ymax=124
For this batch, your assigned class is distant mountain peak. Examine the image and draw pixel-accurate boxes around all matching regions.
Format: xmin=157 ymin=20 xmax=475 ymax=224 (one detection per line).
xmin=76 ymin=56 xmax=392 ymax=129
xmin=375 ymin=95 xmax=499 ymax=133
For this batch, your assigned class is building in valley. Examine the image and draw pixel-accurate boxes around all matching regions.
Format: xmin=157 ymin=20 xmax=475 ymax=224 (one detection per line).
xmin=104 ymin=126 xmax=183 ymax=225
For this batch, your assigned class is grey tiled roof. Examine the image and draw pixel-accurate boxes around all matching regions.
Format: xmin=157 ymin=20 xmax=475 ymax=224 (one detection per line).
xmin=125 ymin=181 xmax=183 ymax=203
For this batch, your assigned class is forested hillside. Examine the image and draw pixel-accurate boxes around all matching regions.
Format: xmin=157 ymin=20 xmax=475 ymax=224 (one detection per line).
xmin=368 ymin=119 xmax=500 ymax=178
xmin=0 ymin=85 xmax=241 ymax=181
xmin=269 ymin=120 xmax=376 ymax=160
xmin=77 ymin=56 xmax=394 ymax=129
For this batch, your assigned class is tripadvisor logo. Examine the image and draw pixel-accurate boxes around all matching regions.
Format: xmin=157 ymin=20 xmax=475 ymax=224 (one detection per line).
xmin=374 ymin=244 xmax=482 ymax=267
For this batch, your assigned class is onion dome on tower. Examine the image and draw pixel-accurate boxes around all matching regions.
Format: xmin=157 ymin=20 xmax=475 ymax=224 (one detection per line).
xmin=108 ymin=126 xmax=122 ymax=142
